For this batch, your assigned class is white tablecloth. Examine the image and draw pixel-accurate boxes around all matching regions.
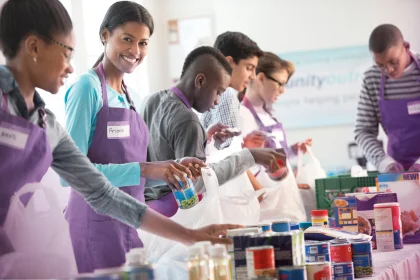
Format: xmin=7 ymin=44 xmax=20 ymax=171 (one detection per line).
xmin=361 ymin=244 xmax=420 ymax=280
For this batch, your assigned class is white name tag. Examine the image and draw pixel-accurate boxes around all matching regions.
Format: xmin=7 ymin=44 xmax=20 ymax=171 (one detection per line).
xmin=0 ymin=123 xmax=29 ymax=150
xmin=107 ymin=122 xmax=130 ymax=139
xmin=407 ymin=101 xmax=420 ymax=115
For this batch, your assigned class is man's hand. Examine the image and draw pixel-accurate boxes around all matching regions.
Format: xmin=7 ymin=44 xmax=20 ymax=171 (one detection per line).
xmin=140 ymin=161 xmax=192 ymax=191
xmin=249 ymin=148 xmax=287 ymax=173
xmin=243 ymin=130 xmax=266 ymax=148
xmin=207 ymin=123 xmax=241 ymax=145
xmin=291 ymin=138 xmax=312 ymax=154
xmin=179 ymin=157 xmax=207 ymax=179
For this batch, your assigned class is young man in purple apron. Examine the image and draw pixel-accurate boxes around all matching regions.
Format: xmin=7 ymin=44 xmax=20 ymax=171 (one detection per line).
xmin=64 ymin=2 xmax=208 ymax=273
xmin=355 ymin=24 xmax=420 ymax=173
xmin=0 ymin=0 xmax=241 ymax=276
xmin=141 ymin=46 xmax=289 ymax=218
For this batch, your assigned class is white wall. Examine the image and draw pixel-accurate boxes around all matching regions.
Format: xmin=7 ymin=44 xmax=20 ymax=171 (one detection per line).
xmin=157 ymin=0 xmax=420 ymax=172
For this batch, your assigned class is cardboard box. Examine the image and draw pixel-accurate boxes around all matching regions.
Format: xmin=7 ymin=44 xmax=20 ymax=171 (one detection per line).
xmin=355 ymin=192 xmax=398 ymax=249
xmin=333 ymin=196 xmax=358 ymax=232
xmin=378 ymin=173 xmax=420 ymax=244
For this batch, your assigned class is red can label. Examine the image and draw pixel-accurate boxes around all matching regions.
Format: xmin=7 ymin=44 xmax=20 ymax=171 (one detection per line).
xmin=330 ymin=243 xmax=352 ymax=263
xmin=246 ymin=246 xmax=276 ymax=278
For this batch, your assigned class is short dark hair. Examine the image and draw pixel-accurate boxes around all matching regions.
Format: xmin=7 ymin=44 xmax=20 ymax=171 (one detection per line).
xmin=369 ymin=24 xmax=403 ymax=53
xmin=180 ymin=46 xmax=232 ymax=78
xmin=214 ymin=31 xmax=263 ymax=63
xmin=0 ymin=0 xmax=73 ymax=60
xmin=93 ymin=1 xmax=154 ymax=67
xmin=257 ymin=52 xmax=295 ymax=81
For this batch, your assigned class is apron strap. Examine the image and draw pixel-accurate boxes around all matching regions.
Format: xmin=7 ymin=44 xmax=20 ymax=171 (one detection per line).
xmin=121 ymin=81 xmax=137 ymax=112
xmin=170 ymin=86 xmax=191 ymax=109
xmin=1 ymin=91 xmax=8 ymax=112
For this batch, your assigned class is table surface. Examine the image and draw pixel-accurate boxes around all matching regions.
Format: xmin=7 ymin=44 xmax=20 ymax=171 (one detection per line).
xmin=360 ymin=244 xmax=420 ymax=280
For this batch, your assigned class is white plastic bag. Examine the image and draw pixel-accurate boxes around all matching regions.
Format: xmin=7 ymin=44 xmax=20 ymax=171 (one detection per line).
xmin=295 ymin=147 xmax=327 ymax=220
xmin=257 ymin=160 xmax=307 ymax=222
xmin=1 ymin=182 xmax=77 ymax=278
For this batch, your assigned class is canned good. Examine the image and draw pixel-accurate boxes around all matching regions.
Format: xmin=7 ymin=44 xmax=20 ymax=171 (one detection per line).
xmin=306 ymin=262 xmax=332 ymax=280
xmin=278 ymin=266 xmax=306 ymax=280
xmin=173 ymin=177 xmax=199 ymax=209
xmin=261 ymin=222 xmax=272 ymax=233
xmin=271 ymin=219 xmax=291 ymax=233
xmin=374 ymin=202 xmax=403 ymax=251
xmin=351 ymin=241 xmax=374 ymax=278
xmin=333 ymin=275 xmax=354 ymax=280
xmin=330 ymin=242 xmax=352 ymax=263
xmin=305 ymin=254 xmax=330 ymax=263
xmin=305 ymin=241 xmax=330 ymax=255
xmin=332 ymin=262 xmax=353 ymax=276
xmin=246 ymin=246 xmax=276 ymax=278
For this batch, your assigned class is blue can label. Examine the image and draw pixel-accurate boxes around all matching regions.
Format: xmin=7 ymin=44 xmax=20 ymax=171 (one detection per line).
xmin=305 ymin=253 xmax=330 ymax=263
xmin=332 ymin=262 xmax=354 ymax=276
xmin=352 ymin=253 xmax=373 ymax=277
xmin=173 ymin=178 xmax=198 ymax=209
xmin=333 ymin=274 xmax=354 ymax=280
xmin=278 ymin=266 xmax=306 ymax=280
xmin=305 ymin=242 xmax=330 ymax=255
xmin=126 ymin=266 xmax=154 ymax=280
xmin=262 ymin=225 xmax=271 ymax=232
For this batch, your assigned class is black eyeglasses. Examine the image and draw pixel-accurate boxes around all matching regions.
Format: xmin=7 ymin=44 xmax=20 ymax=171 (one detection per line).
xmin=39 ymin=35 xmax=75 ymax=61
xmin=264 ymin=73 xmax=286 ymax=90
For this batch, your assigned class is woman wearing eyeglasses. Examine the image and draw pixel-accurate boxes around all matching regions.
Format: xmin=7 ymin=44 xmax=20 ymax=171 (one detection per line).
xmin=355 ymin=24 xmax=420 ymax=173
xmin=239 ymin=52 xmax=310 ymax=222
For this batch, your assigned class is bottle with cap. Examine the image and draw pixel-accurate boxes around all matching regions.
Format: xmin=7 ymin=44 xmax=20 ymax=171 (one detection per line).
xmin=124 ymin=248 xmax=154 ymax=279
xmin=194 ymin=241 xmax=212 ymax=279
xmin=311 ymin=209 xmax=329 ymax=228
xmin=209 ymin=245 xmax=231 ymax=280
xmin=187 ymin=245 xmax=209 ymax=280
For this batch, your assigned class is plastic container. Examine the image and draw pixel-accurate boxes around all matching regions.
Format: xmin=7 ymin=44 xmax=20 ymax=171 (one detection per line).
xmin=209 ymin=245 xmax=232 ymax=280
xmin=311 ymin=210 xmax=329 ymax=227
xmin=299 ymin=221 xmax=312 ymax=230
xmin=271 ymin=218 xmax=291 ymax=232
xmin=187 ymin=246 xmax=209 ymax=280
xmin=290 ymin=223 xmax=299 ymax=230
xmin=173 ymin=176 xmax=199 ymax=209
xmin=124 ymin=248 xmax=154 ymax=279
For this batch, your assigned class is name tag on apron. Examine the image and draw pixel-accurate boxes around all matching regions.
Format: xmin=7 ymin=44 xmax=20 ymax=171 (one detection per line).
xmin=0 ymin=122 xmax=29 ymax=150
xmin=107 ymin=121 xmax=130 ymax=139
xmin=407 ymin=101 xmax=420 ymax=115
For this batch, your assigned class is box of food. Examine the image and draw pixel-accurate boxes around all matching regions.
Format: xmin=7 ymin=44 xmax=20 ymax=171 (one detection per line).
xmin=378 ymin=173 xmax=420 ymax=244
xmin=355 ymin=192 xmax=398 ymax=249
xmin=333 ymin=196 xmax=357 ymax=232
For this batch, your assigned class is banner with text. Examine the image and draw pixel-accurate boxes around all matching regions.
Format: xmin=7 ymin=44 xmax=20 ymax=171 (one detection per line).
xmin=274 ymin=45 xmax=372 ymax=129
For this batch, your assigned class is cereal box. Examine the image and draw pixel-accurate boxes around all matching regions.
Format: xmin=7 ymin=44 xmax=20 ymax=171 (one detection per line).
xmin=355 ymin=192 xmax=398 ymax=249
xmin=333 ymin=196 xmax=357 ymax=232
xmin=378 ymin=173 xmax=420 ymax=244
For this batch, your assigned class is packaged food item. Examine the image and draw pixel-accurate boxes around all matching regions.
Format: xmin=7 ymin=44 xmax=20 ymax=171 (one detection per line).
xmin=378 ymin=173 xmax=420 ymax=244
xmin=304 ymin=226 xmax=371 ymax=242
xmin=333 ymin=196 xmax=358 ymax=232
xmin=299 ymin=222 xmax=312 ymax=231
xmin=350 ymin=241 xmax=373 ymax=278
xmin=355 ymin=192 xmax=398 ymax=249
xmin=172 ymin=176 xmax=199 ymax=209
xmin=245 ymin=221 xmax=272 ymax=233
xmin=268 ymin=160 xmax=288 ymax=181
xmin=329 ymin=241 xmax=352 ymax=263
xmin=331 ymin=262 xmax=354 ymax=276
xmin=209 ymin=245 xmax=231 ymax=280
xmin=278 ymin=266 xmax=306 ymax=280
xmin=187 ymin=246 xmax=209 ymax=280
xmin=306 ymin=262 xmax=332 ymax=280
xmin=305 ymin=241 xmax=330 ymax=263
xmin=271 ymin=218 xmax=291 ymax=232
xmin=311 ymin=210 xmax=329 ymax=227
xmin=124 ymin=248 xmax=154 ymax=280
xmin=374 ymin=202 xmax=403 ymax=251
xmin=229 ymin=228 xmax=261 ymax=280
xmin=246 ymin=246 xmax=276 ymax=278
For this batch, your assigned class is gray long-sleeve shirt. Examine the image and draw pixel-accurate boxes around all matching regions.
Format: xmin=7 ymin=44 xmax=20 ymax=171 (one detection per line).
xmin=140 ymin=89 xmax=255 ymax=201
xmin=0 ymin=65 xmax=146 ymax=228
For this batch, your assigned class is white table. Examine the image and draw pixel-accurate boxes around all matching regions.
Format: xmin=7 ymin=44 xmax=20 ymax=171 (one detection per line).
xmin=360 ymin=244 xmax=420 ymax=280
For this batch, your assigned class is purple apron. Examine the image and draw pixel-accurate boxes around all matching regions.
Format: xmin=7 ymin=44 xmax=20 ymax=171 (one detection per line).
xmin=379 ymin=52 xmax=420 ymax=170
xmin=65 ymin=63 xmax=149 ymax=273
xmin=0 ymin=92 xmax=52 ymax=226
xmin=147 ymin=86 xmax=188 ymax=218
xmin=242 ymin=97 xmax=288 ymax=151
